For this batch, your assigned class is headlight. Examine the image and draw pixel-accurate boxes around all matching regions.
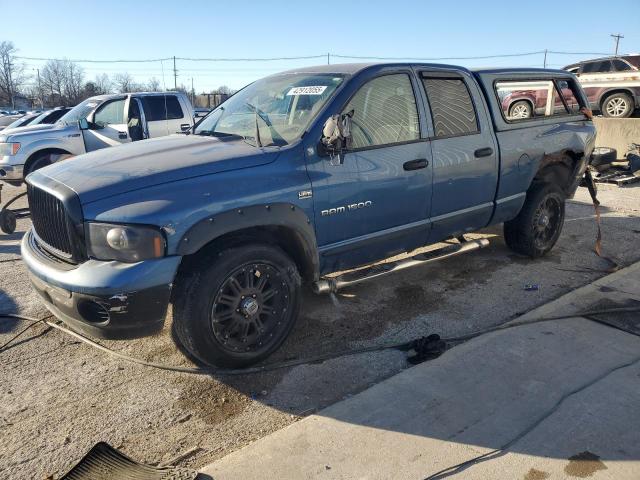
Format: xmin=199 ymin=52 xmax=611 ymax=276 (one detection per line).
xmin=0 ymin=142 xmax=20 ymax=156
xmin=86 ymin=222 xmax=165 ymax=262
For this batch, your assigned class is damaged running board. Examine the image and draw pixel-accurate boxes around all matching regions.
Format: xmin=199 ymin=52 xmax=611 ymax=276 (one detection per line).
xmin=313 ymin=238 xmax=490 ymax=294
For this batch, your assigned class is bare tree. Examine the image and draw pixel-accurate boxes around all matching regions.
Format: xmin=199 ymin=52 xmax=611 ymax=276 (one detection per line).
xmin=93 ymin=73 xmax=112 ymax=95
xmin=40 ymin=59 xmax=66 ymax=105
xmin=147 ymin=77 xmax=161 ymax=91
xmin=63 ymin=61 xmax=84 ymax=104
xmin=216 ymin=85 xmax=231 ymax=95
xmin=0 ymin=41 xmax=29 ymax=108
xmin=112 ymin=72 xmax=144 ymax=93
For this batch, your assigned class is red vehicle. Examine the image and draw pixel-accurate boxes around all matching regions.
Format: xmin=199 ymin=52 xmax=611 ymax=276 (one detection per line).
xmin=500 ymin=80 xmax=579 ymax=120
xmin=564 ymin=55 xmax=640 ymax=118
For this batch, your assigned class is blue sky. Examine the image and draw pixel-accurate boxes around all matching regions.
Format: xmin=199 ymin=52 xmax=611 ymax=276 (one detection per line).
xmin=2 ymin=0 xmax=638 ymax=92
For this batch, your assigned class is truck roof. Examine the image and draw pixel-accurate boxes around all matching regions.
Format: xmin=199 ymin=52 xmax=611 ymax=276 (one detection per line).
xmin=89 ymin=91 xmax=189 ymax=101
xmin=278 ymin=62 xmax=571 ymax=77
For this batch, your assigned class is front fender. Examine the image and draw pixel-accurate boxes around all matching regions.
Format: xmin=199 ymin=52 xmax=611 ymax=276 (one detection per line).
xmin=176 ymin=202 xmax=319 ymax=277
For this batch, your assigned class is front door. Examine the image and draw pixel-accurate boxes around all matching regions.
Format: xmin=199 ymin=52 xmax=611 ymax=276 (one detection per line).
xmin=418 ymin=72 xmax=499 ymax=242
xmin=306 ymin=72 xmax=432 ymax=272
xmin=82 ymin=97 xmax=131 ymax=152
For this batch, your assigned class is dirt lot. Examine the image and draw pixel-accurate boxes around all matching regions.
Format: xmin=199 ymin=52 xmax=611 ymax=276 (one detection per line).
xmin=1 ymin=180 xmax=640 ymax=479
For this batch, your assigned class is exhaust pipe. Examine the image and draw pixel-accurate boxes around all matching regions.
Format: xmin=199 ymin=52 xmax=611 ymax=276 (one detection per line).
xmin=313 ymin=238 xmax=490 ymax=294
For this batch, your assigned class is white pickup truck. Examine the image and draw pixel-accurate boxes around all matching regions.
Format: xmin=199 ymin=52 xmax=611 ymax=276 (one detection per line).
xmin=0 ymin=92 xmax=194 ymax=185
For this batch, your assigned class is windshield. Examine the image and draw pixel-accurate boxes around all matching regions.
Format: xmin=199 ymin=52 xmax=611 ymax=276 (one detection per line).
xmin=194 ymin=73 xmax=344 ymax=146
xmin=57 ymin=98 xmax=102 ymax=126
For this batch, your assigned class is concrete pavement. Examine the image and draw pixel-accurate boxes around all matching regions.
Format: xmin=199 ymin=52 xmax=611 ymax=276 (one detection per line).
xmin=201 ymin=262 xmax=640 ymax=480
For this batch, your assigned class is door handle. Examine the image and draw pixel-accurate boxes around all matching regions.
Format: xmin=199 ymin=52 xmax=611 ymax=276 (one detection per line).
xmin=474 ymin=147 xmax=493 ymax=158
xmin=403 ymin=158 xmax=429 ymax=171
xmin=118 ymin=132 xmax=128 ymax=139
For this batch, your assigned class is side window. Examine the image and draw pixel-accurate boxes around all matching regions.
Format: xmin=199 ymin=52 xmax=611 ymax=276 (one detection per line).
xmin=421 ymin=77 xmax=478 ymax=138
xmin=93 ymin=99 xmax=125 ymax=127
xmin=343 ymin=74 xmax=419 ymax=149
xmin=496 ymin=80 xmax=569 ymax=121
xmin=583 ymin=61 xmax=612 ymax=73
xmin=140 ymin=95 xmax=184 ymax=121
xmin=612 ymin=59 xmax=632 ymax=72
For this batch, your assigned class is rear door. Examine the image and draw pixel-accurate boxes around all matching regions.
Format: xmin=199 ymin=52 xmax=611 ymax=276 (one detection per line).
xmin=418 ymin=71 xmax=499 ymax=242
xmin=140 ymin=94 xmax=190 ymax=138
xmin=82 ymin=97 xmax=131 ymax=151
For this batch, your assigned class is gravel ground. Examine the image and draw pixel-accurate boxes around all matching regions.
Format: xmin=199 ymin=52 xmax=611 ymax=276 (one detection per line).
xmin=1 ymin=180 xmax=639 ymax=479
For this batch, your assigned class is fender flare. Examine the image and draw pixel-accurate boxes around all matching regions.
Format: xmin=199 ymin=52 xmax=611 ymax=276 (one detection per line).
xmin=176 ymin=202 xmax=319 ymax=279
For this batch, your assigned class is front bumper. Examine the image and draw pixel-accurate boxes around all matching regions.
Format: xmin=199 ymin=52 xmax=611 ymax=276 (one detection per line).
xmin=0 ymin=162 xmax=24 ymax=182
xmin=21 ymin=229 xmax=182 ymax=339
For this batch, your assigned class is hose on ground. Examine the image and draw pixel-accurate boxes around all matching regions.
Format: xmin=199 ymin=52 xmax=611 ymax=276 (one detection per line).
xmin=1 ymin=306 xmax=639 ymax=376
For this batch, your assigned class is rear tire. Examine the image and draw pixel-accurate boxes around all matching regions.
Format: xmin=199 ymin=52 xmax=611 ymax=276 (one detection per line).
xmin=601 ymin=92 xmax=634 ymax=118
xmin=173 ymin=244 xmax=301 ymax=368
xmin=504 ymin=182 xmax=565 ymax=258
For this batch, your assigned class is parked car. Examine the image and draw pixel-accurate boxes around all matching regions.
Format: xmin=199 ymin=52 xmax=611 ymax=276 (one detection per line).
xmin=1 ymin=112 xmax=40 ymax=131
xmin=30 ymin=107 xmax=72 ymax=126
xmin=0 ymin=92 xmax=194 ymax=185
xmin=563 ymin=55 xmax=640 ymax=118
xmin=194 ymin=107 xmax=211 ymax=122
xmin=0 ymin=113 xmax=25 ymax=131
xmin=21 ymin=64 xmax=595 ymax=368
xmin=500 ymin=79 xmax=581 ymax=119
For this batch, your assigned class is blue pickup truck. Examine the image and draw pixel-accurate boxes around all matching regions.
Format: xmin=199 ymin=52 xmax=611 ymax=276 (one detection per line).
xmin=21 ymin=63 xmax=596 ymax=367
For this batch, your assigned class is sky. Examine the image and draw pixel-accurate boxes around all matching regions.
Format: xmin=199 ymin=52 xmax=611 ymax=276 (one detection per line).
xmin=2 ymin=0 xmax=639 ymax=92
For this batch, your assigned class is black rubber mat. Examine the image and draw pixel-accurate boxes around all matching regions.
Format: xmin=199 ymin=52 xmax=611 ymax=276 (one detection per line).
xmin=586 ymin=298 xmax=640 ymax=337
xmin=61 ymin=442 xmax=198 ymax=480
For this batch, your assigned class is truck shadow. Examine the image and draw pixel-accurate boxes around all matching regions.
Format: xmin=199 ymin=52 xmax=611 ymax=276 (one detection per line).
xmin=0 ymin=288 xmax=19 ymax=333
xmin=175 ymin=212 xmax=640 ymax=469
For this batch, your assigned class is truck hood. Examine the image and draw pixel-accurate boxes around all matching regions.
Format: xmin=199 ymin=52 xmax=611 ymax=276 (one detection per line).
xmin=38 ymin=134 xmax=281 ymax=204
xmin=0 ymin=122 xmax=72 ymax=141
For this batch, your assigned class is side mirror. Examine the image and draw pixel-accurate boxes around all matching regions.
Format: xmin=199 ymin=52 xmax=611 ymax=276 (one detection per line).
xmin=78 ymin=118 xmax=89 ymax=130
xmin=320 ymin=111 xmax=353 ymax=164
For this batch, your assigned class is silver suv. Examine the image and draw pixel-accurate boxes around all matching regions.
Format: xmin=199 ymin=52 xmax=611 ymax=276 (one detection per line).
xmin=0 ymin=92 xmax=194 ymax=185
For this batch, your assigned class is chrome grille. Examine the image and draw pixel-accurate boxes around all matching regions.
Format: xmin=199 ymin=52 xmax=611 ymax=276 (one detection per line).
xmin=27 ymin=183 xmax=76 ymax=260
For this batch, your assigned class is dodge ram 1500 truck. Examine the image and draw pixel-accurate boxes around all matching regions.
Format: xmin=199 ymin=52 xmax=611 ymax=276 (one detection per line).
xmin=0 ymin=92 xmax=194 ymax=185
xmin=21 ymin=63 xmax=596 ymax=367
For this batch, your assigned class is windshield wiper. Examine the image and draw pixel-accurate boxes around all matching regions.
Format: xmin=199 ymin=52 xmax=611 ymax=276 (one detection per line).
xmin=245 ymin=102 xmax=264 ymax=147
xmin=244 ymin=102 xmax=288 ymax=148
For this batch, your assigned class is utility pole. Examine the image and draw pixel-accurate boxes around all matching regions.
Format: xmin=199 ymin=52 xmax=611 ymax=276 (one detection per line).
xmin=4 ymin=56 xmax=14 ymax=109
xmin=191 ymin=77 xmax=194 ymax=105
xmin=327 ymin=52 xmax=330 ymax=65
xmin=543 ymin=49 xmax=548 ymax=68
xmin=35 ymin=68 xmax=43 ymax=108
xmin=611 ymin=33 xmax=624 ymax=55
xmin=173 ymin=56 xmax=178 ymax=90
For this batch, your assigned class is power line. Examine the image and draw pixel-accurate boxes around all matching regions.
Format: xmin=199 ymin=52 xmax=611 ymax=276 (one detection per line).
xmin=14 ymin=50 xmax=616 ymax=65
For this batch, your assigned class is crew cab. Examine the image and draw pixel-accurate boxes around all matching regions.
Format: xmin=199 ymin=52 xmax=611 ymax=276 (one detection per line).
xmin=564 ymin=55 xmax=640 ymax=118
xmin=0 ymin=92 xmax=194 ymax=185
xmin=21 ymin=63 xmax=595 ymax=368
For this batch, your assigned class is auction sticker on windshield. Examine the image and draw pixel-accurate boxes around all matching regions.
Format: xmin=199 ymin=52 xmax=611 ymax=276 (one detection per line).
xmin=287 ymin=86 xmax=327 ymax=95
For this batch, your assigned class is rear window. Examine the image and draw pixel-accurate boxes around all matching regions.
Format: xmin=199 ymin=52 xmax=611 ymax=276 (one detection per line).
xmin=496 ymin=80 xmax=581 ymax=121
xmin=422 ymin=77 xmax=478 ymax=138
xmin=612 ymin=59 xmax=632 ymax=72
xmin=140 ymin=95 xmax=184 ymax=121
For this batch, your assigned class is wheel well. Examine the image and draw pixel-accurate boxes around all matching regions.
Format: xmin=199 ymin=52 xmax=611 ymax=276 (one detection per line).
xmin=176 ymin=225 xmax=316 ymax=284
xmin=24 ymin=148 xmax=72 ymax=175
xmin=533 ymin=150 xmax=580 ymax=194
xmin=599 ymin=89 xmax=635 ymax=110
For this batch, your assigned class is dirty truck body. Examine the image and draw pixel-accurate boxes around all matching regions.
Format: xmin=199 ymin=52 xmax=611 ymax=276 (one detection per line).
xmin=21 ymin=63 xmax=596 ymax=367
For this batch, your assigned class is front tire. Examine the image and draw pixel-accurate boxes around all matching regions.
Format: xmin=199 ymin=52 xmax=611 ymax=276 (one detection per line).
xmin=504 ymin=183 xmax=565 ymax=258
xmin=173 ymin=244 xmax=301 ymax=368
